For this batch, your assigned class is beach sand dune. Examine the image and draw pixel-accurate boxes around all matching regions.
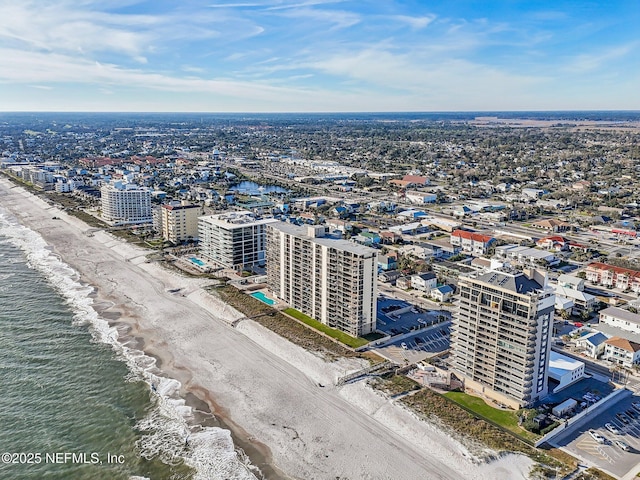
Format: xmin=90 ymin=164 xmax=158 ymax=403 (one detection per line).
xmin=0 ymin=178 xmax=533 ymax=480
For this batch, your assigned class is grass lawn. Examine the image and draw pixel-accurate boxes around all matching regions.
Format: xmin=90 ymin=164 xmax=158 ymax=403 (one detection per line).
xmin=283 ymin=308 xmax=369 ymax=348
xmin=444 ymin=391 xmax=539 ymax=442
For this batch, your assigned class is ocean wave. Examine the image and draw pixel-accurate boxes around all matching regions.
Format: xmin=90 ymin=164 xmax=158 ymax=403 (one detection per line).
xmin=0 ymin=209 xmax=259 ymax=480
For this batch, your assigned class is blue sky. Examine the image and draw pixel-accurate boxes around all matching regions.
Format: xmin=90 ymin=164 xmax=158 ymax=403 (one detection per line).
xmin=0 ymin=0 xmax=638 ymax=111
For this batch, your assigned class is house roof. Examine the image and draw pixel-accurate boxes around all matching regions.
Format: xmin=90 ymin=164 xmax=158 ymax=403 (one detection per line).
xmin=557 ymin=274 xmax=582 ymax=286
xmin=587 ymin=262 xmax=640 ymax=279
xmin=579 ymin=332 xmax=609 ymax=347
xmin=537 ymin=236 xmax=567 ymax=244
xmin=434 ymin=285 xmax=454 ymax=294
xmin=532 ymin=219 xmax=570 ymax=229
xmin=605 ymin=336 xmax=640 ymax=352
xmin=554 ymin=285 xmax=595 ymax=303
xmin=451 ymin=229 xmax=494 ymax=243
xmin=402 ymin=175 xmax=429 ymax=184
xmin=413 ymin=272 xmax=437 ymax=281
xmin=600 ymin=306 xmax=640 ymax=324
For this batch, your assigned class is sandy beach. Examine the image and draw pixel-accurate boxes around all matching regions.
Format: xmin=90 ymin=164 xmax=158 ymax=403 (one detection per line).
xmin=0 ymin=177 xmax=534 ymax=480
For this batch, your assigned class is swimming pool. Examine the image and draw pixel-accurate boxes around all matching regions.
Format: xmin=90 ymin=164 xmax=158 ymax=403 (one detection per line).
xmin=190 ymin=257 xmax=205 ymax=267
xmin=251 ymin=291 xmax=276 ymax=306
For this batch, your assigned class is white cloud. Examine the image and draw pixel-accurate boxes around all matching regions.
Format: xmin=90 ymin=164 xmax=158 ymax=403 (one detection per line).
xmin=389 ymin=15 xmax=436 ymax=30
xmin=564 ymin=42 xmax=637 ymax=73
xmin=274 ymin=7 xmax=360 ymax=29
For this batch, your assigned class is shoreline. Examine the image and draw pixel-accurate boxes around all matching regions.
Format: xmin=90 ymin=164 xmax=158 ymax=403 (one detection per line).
xmin=0 ymin=178 xmax=534 ymax=480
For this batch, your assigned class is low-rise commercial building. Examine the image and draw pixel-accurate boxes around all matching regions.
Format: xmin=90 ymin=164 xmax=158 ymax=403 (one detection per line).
xmin=548 ymin=351 xmax=585 ymax=393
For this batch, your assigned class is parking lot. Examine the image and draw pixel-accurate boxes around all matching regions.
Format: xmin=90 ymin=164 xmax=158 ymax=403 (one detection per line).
xmin=377 ymin=296 xmax=449 ymax=336
xmin=373 ymin=322 xmax=451 ymax=364
xmin=552 ymin=392 xmax=640 ymax=478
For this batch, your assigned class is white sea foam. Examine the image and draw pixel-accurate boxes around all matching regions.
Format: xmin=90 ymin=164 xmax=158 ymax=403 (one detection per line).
xmin=0 ymin=209 xmax=259 ymax=480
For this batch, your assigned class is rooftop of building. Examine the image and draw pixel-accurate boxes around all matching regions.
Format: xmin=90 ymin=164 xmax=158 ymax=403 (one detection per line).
xmin=549 ymin=350 xmax=584 ymax=376
xmin=200 ymin=211 xmax=278 ymax=228
xmin=269 ymin=221 xmax=377 ymax=257
xmin=605 ymin=336 xmax=640 ymax=352
xmin=578 ymin=331 xmax=609 ymax=347
xmin=600 ymin=306 xmax=640 ymax=324
xmin=162 ymin=203 xmax=200 ymax=211
xmin=451 ymin=229 xmax=494 ymax=243
xmin=587 ymin=262 xmax=640 ymax=278
xmin=467 ymin=267 xmax=545 ymax=295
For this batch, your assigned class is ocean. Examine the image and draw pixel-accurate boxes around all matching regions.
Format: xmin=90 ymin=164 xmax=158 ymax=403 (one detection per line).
xmin=0 ymin=207 xmax=259 ymax=480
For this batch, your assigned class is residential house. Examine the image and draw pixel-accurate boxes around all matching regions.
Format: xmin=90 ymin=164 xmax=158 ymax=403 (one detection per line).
xmin=536 ymin=236 xmax=568 ymax=251
xmin=326 ymin=219 xmax=353 ymax=235
xmin=352 ymin=231 xmax=381 ymax=246
xmin=575 ymin=332 xmax=610 ymax=359
xmin=452 ymin=205 xmax=473 ymax=217
xmin=431 ymin=285 xmax=454 ymax=302
xmin=554 ymin=286 xmax=596 ymax=315
xmin=378 ymin=254 xmax=398 ymax=271
xmin=378 ymin=270 xmax=402 ymax=284
xmin=553 ymin=274 xmax=596 ymax=314
xmin=397 ymin=209 xmax=428 ymax=220
xmin=379 ymin=231 xmax=402 ymax=244
xmin=411 ymin=272 xmax=437 ymax=292
xmin=395 ymin=276 xmax=412 ymax=289
xmin=531 ymin=219 xmax=571 ymax=233
xmin=450 ymin=230 xmax=495 ymax=256
xmin=602 ymin=337 xmax=640 ymax=368
xmin=600 ymin=307 xmax=640 ymax=335
xmin=389 ymin=222 xmax=429 ymax=235
xmin=495 ymin=245 xmax=559 ymax=267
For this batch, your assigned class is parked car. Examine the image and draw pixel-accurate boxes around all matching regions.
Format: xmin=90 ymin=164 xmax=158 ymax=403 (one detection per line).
xmin=605 ymin=423 xmax=620 ymax=435
xmin=616 ymin=413 xmax=630 ymax=424
xmin=615 ymin=440 xmax=631 ymax=451
xmin=401 ymin=342 xmax=408 ymax=350
xmin=589 ymin=430 xmax=606 ymax=444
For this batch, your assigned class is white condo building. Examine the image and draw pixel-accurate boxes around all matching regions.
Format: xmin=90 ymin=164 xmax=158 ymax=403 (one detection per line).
xmin=266 ymin=222 xmax=377 ymax=337
xmin=199 ymin=211 xmax=277 ymax=271
xmin=452 ymin=265 xmax=555 ymax=408
xmin=100 ymin=182 xmax=152 ymax=225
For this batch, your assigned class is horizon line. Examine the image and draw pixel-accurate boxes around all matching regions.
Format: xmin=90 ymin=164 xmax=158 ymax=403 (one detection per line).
xmin=1 ymin=109 xmax=639 ymax=115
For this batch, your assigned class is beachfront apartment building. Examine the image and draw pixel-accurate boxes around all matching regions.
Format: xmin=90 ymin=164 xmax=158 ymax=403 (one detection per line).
xmin=451 ymin=266 xmax=555 ymax=408
xmin=266 ymin=222 xmax=377 ymax=337
xmin=160 ymin=203 xmax=201 ymax=244
xmin=100 ymin=182 xmax=152 ymax=226
xmin=199 ymin=211 xmax=277 ymax=272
